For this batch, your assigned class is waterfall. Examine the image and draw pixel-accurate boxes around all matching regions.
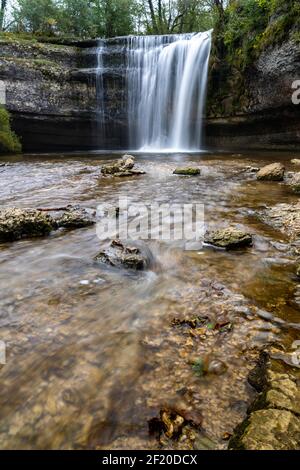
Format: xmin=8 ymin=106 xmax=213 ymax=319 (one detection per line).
xmin=127 ymin=31 xmax=212 ymax=152
xmin=96 ymin=40 xmax=106 ymax=137
xmin=94 ymin=31 xmax=212 ymax=152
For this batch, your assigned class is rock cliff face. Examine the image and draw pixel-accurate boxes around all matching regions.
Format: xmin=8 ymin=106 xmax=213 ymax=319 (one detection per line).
xmin=0 ymin=38 xmax=128 ymax=152
xmin=0 ymin=34 xmax=299 ymax=152
xmin=205 ymin=38 xmax=300 ymax=150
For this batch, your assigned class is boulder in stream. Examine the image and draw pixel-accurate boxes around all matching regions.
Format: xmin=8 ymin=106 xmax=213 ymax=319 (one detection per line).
xmin=204 ymin=227 xmax=253 ymax=250
xmin=173 ymin=167 xmax=201 ymax=176
xmin=54 ymin=206 xmax=95 ymax=229
xmin=291 ymin=159 xmax=300 ymax=166
xmin=256 ymin=163 xmax=285 ymax=181
xmin=101 ymin=155 xmax=146 ymax=177
xmin=0 ymin=208 xmax=54 ymax=242
xmin=95 ymin=240 xmax=151 ymax=270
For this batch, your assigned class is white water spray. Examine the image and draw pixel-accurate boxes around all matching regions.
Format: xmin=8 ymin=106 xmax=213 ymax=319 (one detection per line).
xmin=127 ymin=31 xmax=212 ymax=151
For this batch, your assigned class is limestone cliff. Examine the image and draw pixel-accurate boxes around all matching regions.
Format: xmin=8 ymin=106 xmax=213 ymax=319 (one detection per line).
xmin=0 ymin=33 xmax=299 ymax=152
xmin=205 ymin=33 xmax=300 ymax=150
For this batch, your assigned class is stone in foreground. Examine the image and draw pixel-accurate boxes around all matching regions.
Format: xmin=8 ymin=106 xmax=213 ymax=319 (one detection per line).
xmin=230 ymin=409 xmax=300 ymax=450
xmin=101 ymin=155 xmax=145 ymax=177
xmin=256 ymin=163 xmax=285 ymax=181
xmin=204 ymin=227 xmax=253 ymax=250
xmin=173 ymin=167 xmax=201 ymax=176
xmin=95 ymin=240 xmax=150 ymax=270
xmin=0 ymin=208 xmax=53 ymax=242
xmin=229 ymin=353 xmax=300 ymax=450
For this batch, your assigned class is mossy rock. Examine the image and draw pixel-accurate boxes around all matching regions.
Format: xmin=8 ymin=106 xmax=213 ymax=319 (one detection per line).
xmin=204 ymin=227 xmax=253 ymax=250
xmin=229 ymin=409 xmax=300 ymax=450
xmin=0 ymin=208 xmax=54 ymax=242
xmin=173 ymin=167 xmax=201 ymax=176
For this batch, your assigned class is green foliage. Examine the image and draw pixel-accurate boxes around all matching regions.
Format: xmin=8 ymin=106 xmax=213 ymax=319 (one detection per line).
xmin=13 ymin=0 xmax=60 ymax=35
xmin=0 ymin=106 xmax=22 ymax=154
xmin=12 ymin=0 xmax=138 ymax=38
xmin=214 ymin=0 xmax=300 ymax=71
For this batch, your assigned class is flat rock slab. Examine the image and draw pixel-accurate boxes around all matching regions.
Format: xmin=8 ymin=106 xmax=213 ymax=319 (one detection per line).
xmin=54 ymin=207 xmax=95 ymax=229
xmin=173 ymin=167 xmax=201 ymax=176
xmin=95 ymin=240 xmax=151 ymax=270
xmin=256 ymin=163 xmax=285 ymax=181
xmin=259 ymin=202 xmax=300 ymax=240
xmin=0 ymin=206 xmax=96 ymax=243
xmin=204 ymin=227 xmax=253 ymax=250
xmin=0 ymin=208 xmax=53 ymax=242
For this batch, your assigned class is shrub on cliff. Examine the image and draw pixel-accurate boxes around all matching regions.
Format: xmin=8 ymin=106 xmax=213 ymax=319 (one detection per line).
xmin=0 ymin=106 xmax=22 ymax=154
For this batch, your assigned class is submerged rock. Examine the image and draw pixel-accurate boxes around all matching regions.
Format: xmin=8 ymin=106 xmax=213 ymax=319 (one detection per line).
xmin=54 ymin=206 xmax=95 ymax=229
xmin=256 ymin=163 xmax=285 ymax=181
xmin=0 ymin=208 xmax=53 ymax=242
xmin=204 ymin=227 xmax=253 ymax=250
xmin=291 ymin=159 xmax=300 ymax=166
xmin=95 ymin=240 xmax=151 ymax=270
xmin=173 ymin=167 xmax=201 ymax=176
xmin=149 ymin=405 xmax=202 ymax=443
xmin=101 ymin=155 xmax=145 ymax=177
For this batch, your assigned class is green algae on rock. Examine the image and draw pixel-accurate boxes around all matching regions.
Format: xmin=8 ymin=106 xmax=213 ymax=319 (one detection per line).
xmin=173 ymin=167 xmax=201 ymax=176
xmin=204 ymin=227 xmax=253 ymax=250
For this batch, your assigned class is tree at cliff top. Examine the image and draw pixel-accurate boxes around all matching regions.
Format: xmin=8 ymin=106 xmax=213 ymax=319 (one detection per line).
xmin=135 ymin=1 xmax=217 ymax=34
xmin=11 ymin=0 xmax=138 ymax=37
xmin=11 ymin=0 xmax=217 ymax=37
xmin=0 ymin=106 xmax=21 ymax=154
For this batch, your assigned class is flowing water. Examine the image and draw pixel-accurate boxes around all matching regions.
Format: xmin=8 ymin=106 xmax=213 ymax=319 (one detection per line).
xmin=0 ymin=151 xmax=299 ymax=449
xmin=95 ymin=32 xmax=212 ymax=152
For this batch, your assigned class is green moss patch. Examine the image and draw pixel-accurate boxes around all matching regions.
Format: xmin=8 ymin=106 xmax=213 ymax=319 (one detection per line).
xmin=0 ymin=106 xmax=22 ymax=154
